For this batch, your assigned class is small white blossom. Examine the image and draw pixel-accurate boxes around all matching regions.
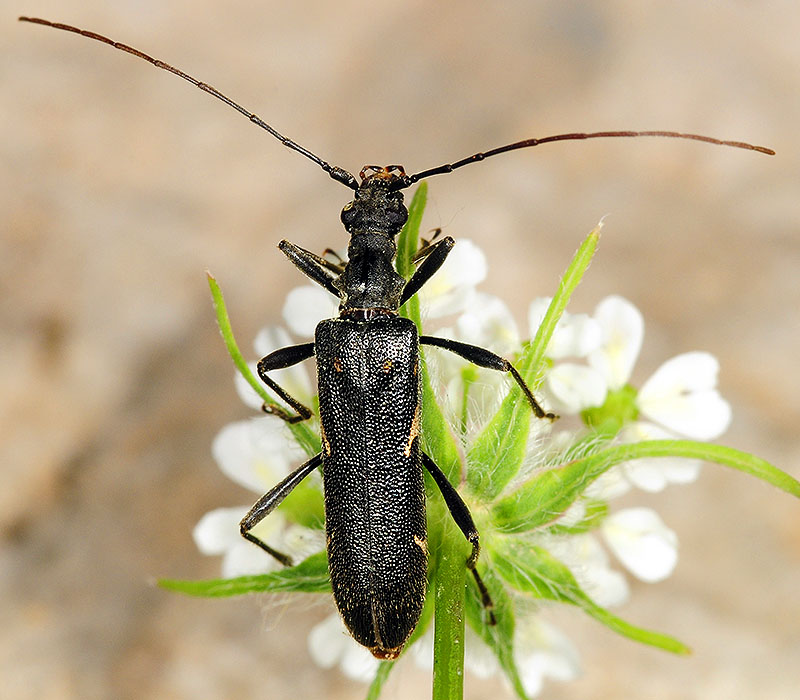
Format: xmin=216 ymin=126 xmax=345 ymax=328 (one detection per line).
xmin=587 ymin=295 xmax=644 ymax=390
xmin=601 ymin=508 xmax=678 ymax=583
xmin=418 ymin=238 xmax=487 ymax=317
xmin=515 ymin=618 xmax=581 ymax=696
xmin=544 ymin=362 xmax=608 ymax=415
xmin=308 ymin=613 xmax=379 ymax=682
xmin=212 ymin=419 xmax=305 ymax=494
xmin=234 ymin=326 xmax=314 ymax=411
xmin=529 ymin=298 xmax=603 ymax=359
xmin=282 ymin=285 xmax=339 ymax=337
xmin=637 ymin=352 xmax=731 ymax=440
xmin=617 ymin=422 xmax=702 ymax=492
xmin=544 ymin=533 xmax=630 ymax=608
xmin=194 ymin=506 xmax=284 ymax=577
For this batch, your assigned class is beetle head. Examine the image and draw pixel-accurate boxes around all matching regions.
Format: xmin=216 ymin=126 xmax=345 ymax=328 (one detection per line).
xmin=340 ymin=166 xmax=409 ymax=236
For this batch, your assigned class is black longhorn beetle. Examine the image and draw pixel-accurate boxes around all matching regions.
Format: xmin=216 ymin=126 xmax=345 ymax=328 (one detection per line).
xmin=20 ymin=17 xmax=775 ymax=660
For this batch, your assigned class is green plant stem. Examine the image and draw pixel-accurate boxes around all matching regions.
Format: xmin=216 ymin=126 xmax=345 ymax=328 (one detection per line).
xmin=432 ymin=516 xmax=467 ymax=700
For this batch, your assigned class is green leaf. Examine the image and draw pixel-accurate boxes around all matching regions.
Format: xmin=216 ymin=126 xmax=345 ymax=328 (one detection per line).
xmin=397 ymin=184 xmax=462 ymax=484
xmin=493 ymin=438 xmax=799 ymax=534
xmin=493 ymin=540 xmax=689 ymax=654
xmin=365 ymin=662 xmax=395 ymax=700
xmin=207 ymin=272 xmax=320 ymax=458
xmin=159 ymin=550 xmax=330 ymax=596
xmin=546 ymin=499 xmax=609 ymax=536
xmin=396 ymin=181 xmax=427 ymax=284
xmin=492 ymin=439 xmax=619 ymax=534
xmin=603 ymin=440 xmax=800 ymax=497
xmin=468 ymin=227 xmax=600 ymax=501
xmin=465 ymin=567 xmax=529 ymax=700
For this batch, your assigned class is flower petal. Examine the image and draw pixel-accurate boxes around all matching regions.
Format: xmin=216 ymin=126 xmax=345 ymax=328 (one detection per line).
xmin=638 ymin=352 xmax=731 ymax=439
xmin=515 ymin=618 xmax=581 ymax=696
xmin=618 ymin=421 xmax=703 ymax=491
xmin=602 ymin=508 xmax=678 ymax=582
xmin=234 ymin=363 xmax=267 ymax=411
xmin=544 ymin=363 xmax=608 ymax=414
xmin=254 ymin=326 xmax=313 ymax=395
xmin=193 ymin=505 xmax=287 ymax=577
xmin=282 ymin=285 xmax=339 ymax=337
xmin=193 ymin=506 xmax=248 ymax=555
xmin=308 ymin=613 xmax=379 ymax=681
xmin=588 ymin=296 xmax=644 ymax=389
xmin=528 ymin=298 xmax=603 ymax=359
xmin=583 ymin=465 xmax=632 ymax=500
xmin=418 ymin=238 xmax=487 ymax=317
xmin=455 ymin=293 xmax=520 ymax=356
xmin=212 ymin=419 xmax=305 ymax=493
xmin=544 ymin=534 xmax=629 ymax=607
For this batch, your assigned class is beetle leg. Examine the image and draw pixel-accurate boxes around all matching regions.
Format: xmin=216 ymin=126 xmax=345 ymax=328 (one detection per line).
xmin=320 ymin=247 xmax=346 ymax=272
xmin=399 ymin=235 xmax=455 ymax=306
xmin=421 ymin=452 xmax=496 ymax=624
xmin=412 ymin=227 xmax=444 ymax=263
xmin=240 ymin=452 xmax=324 ymax=567
xmin=258 ymin=342 xmax=315 ymax=423
xmin=278 ymin=239 xmax=342 ymax=298
xmin=420 ymin=336 xmax=558 ymax=421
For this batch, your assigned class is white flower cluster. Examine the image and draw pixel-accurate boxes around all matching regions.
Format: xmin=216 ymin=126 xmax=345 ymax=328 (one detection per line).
xmin=194 ymin=237 xmax=731 ymax=696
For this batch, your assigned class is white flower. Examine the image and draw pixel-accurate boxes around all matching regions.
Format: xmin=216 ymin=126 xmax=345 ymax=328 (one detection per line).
xmin=195 ymin=416 xmax=323 ymax=577
xmin=282 ymin=285 xmax=339 ymax=337
xmin=544 ymin=362 xmax=607 ymax=415
xmin=601 ymin=508 xmax=678 ymax=583
xmin=528 ymin=297 xmax=605 ymax=414
xmin=587 ymin=295 xmax=644 ymax=390
xmin=308 ymin=613 xmax=379 ymax=682
xmin=637 ymin=352 xmax=731 ymax=440
xmin=515 ymin=618 xmax=581 ymax=696
xmin=234 ymin=326 xmax=314 ymax=411
xmin=543 ymin=533 xmax=629 ymax=608
xmin=194 ymin=506 xmax=264 ymax=577
xmin=553 ymin=295 xmax=730 ymax=492
xmin=428 ymin=293 xmax=520 ymax=426
xmin=617 ymin=422 xmax=702 ymax=492
xmin=529 ymin=298 xmax=603 ymax=359
xmin=212 ymin=418 xmax=306 ymax=494
xmin=417 ymin=238 xmax=487 ymax=317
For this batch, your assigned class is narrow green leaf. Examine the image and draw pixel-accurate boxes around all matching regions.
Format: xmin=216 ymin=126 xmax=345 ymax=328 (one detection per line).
xmin=468 ymin=228 xmax=600 ymax=500
xmin=546 ymin=499 xmax=609 ymax=536
xmin=492 ymin=442 xmax=618 ymax=533
xmin=604 ymin=440 xmax=800 ymax=497
xmin=396 ymin=181 xmax=427 ymax=284
xmin=396 ymin=184 xmax=462 ymax=484
xmin=493 ymin=541 xmax=689 ymax=654
xmin=494 ymin=438 xmax=799 ymax=534
xmin=365 ymin=662 xmax=395 ymax=700
xmin=207 ymin=272 xmax=320 ymax=457
xmin=465 ymin=567 xmax=529 ymax=700
xmin=159 ymin=550 xmax=330 ymax=596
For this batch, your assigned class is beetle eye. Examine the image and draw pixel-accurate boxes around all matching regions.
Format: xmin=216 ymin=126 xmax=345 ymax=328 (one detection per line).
xmin=341 ymin=202 xmax=358 ymax=227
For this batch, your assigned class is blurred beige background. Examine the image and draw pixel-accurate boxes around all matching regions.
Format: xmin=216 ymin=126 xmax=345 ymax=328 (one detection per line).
xmin=3 ymin=1 xmax=798 ymax=699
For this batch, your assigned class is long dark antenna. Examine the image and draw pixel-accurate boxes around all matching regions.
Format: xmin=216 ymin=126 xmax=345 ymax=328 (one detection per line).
xmin=19 ymin=16 xmax=359 ymax=190
xmin=402 ymin=130 xmax=775 ymax=186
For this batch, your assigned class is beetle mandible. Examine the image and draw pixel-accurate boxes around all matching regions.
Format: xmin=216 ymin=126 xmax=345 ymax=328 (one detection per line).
xmin=19 ymin=17 xmax=775 ymax=660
